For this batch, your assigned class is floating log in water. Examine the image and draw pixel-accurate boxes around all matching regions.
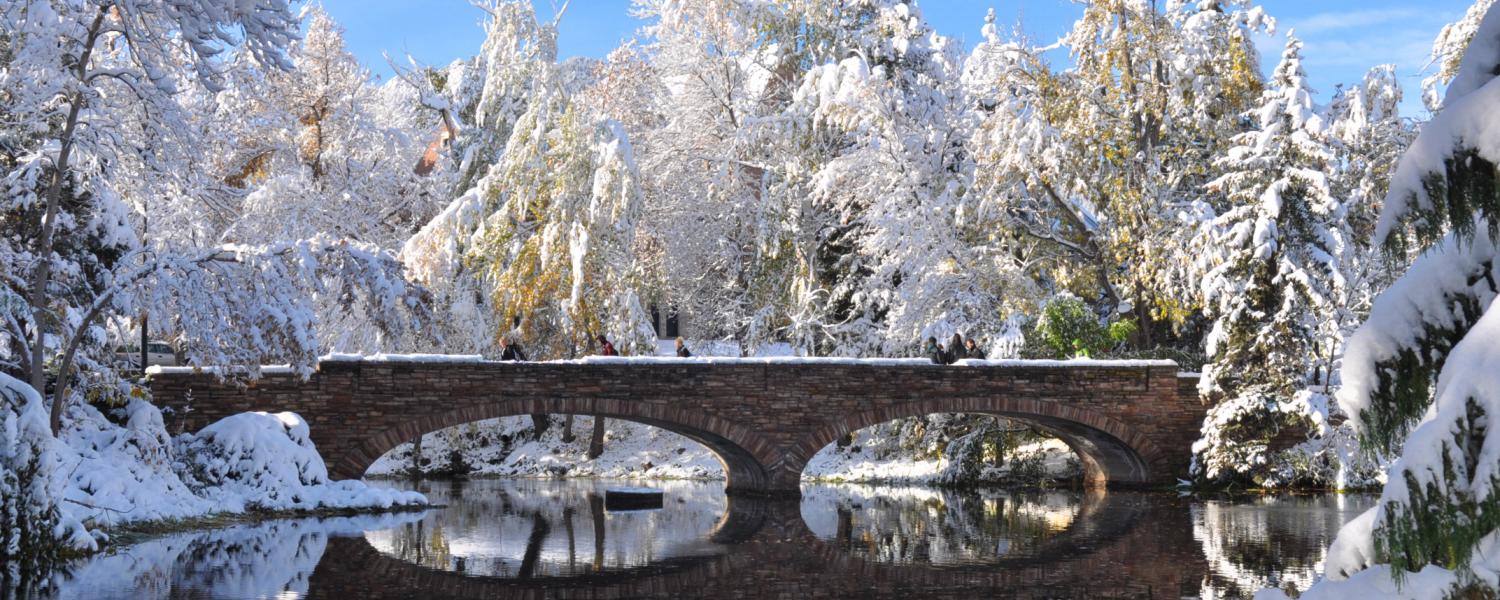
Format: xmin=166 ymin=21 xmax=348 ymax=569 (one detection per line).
xmin=604 ymin=486 xmax=664 ymax=511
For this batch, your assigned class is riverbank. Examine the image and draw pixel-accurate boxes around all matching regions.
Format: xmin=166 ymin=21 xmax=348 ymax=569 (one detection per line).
xmin=0 ymin=374 xmax=429 ymax=568
xmin=101 ymin=502 xmax=437 ymax=548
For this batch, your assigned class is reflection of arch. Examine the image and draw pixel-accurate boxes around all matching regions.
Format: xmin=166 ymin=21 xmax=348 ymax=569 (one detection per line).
xmin=795 ymin=399 xmax=1164 ymax=488
xmin=800 ymin=490 xmax=1149 ymax=571
xmin=339 ymin=399 xmax=778 ymax=494
xmin=308 ymin=493 xmax=1153 ymax=599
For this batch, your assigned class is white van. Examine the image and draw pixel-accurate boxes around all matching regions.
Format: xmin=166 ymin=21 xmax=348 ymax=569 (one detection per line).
xmin=115 ymin=341 xmax=178 ymax=368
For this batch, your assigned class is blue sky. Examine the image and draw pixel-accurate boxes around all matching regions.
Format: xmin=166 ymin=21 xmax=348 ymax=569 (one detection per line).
xmin=319 ymin=0 xmax=1474 ymax=117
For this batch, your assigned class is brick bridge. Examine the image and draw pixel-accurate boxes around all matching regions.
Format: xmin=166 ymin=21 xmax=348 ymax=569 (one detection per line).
xmin=149 ymin=356 xmax=1206 ymax=496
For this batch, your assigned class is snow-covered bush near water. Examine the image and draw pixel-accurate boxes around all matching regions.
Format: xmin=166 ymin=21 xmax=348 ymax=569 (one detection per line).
xmin=0 ymin=373 xmax=425 ymax=585
xmin=57 ymin=399 xmax=425 ymax=529
xmin=0 ymin=373 xmax=94 ymax=579
xmin=176 ymin=412 xmax=425 ymax=513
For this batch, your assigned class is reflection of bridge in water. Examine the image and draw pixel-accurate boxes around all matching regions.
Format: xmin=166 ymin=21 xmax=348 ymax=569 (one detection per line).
xmin=306 ymin=492 xmax=1207 ymax=600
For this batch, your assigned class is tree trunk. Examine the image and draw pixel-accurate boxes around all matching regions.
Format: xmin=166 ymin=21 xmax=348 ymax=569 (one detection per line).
xmin=517 ymin=513 xmax=550 ymax=580
xmin=530 ymin=414 xmax=550 ymax=439
xmin=410 ymin=434 xmax=423 ymax=478
xmin=590 ymin=493 xmax=605 ymax=571
xmin=139 ymin=311 xmax=149 ymax=377
xmin=562 ymin=414 xmax=576 ymax=443
xmin=33 ymin=7 xmax=109 ymax=434
xmin=587 ymin=417 xmax=606 ymax=460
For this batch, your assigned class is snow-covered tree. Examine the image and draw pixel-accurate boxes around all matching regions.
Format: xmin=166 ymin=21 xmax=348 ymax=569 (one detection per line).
xmin=0 ymin=0 xmax=286 ymax=426
xmin=971 ymin=0 xmax=1271 ymax=344
xmin=1422 ymin=0 xmax=1498 ymax=113
xmin=623 ymin=0 xmax=805 ymax=355
xmin=1191 ymin=36 xmax=1343 ymax=483
xmin=0 ymin=0 xmax=436 ymax=424
xmin=404 ymin=1 xmax=654 ymax=358
xmin=788 ymin=2 xmax=1013 ymax=356
xmin=214 ymin=9 xmax=442 ymax=250
xmin=1294 ymin=4 xmax=1500 ymax=594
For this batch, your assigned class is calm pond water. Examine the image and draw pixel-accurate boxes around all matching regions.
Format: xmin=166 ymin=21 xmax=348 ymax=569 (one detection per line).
xmin=34 ymin=479 xmax=1373 ymax=599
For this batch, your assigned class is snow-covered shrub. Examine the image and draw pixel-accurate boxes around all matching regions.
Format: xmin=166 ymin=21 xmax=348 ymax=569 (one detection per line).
xmin=174 ymin=412 xmax=327 ymax=512
xmin=174 ymin=411 xmax=425 ymax=513
xmin=0 ymin=374 xmax=96 ymax=586
xmin=0 ymin=374 xmax=67 ymax=583
xmin=1027 ymin=294 xmax=1134 ymax=359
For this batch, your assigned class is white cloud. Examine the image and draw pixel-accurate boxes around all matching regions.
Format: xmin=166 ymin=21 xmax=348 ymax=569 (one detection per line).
xmin=1290 ymin=8 xmax=1428 ymax=36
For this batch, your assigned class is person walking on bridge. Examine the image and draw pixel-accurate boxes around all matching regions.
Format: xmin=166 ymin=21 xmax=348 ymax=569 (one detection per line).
xmin=945 ymin=333 xmax=966 ymax=364
xmin=499 ymin=335 xmax=528 ymax=361
xmin=924 ymin=337 xmax=945 ymax=365
xmin=963 ymin=338 xmax=986 ymax=360
xmin=597 ymin=334 xmax=619 ymax=357
xmin=674 ymin=336 xmax=692 ymax=358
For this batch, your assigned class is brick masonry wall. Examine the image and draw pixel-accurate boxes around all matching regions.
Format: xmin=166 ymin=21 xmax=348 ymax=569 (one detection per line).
xmin=149 ymin=360 xmax=1209 ymax=495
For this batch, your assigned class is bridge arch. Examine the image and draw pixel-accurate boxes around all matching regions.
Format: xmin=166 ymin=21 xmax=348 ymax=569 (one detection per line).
xmin=794 ymin=398 xmax=1164 ymax=488
xmin=345 ymin=398 xmax=779 ymax=494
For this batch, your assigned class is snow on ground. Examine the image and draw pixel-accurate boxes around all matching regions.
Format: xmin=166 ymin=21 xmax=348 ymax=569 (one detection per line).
xmin=368 ymin=415 xmax=1080 ymax=486
xmin=1254 ymin=562 xmax=1467 ymax=600
xmin=804 ymin=433 xmax=1079 ymax=484
xmin=366 ymin=415 xmax=727 ymax=480
xmin=3 ymin=368 xmax=429 ymax=550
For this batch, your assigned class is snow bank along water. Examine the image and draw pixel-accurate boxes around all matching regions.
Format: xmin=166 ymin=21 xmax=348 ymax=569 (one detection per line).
xmin=1 ymin=372 xmax=426 ymax=558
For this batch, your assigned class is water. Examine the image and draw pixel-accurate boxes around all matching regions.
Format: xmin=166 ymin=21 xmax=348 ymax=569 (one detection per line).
xmin=34 ymin=479 xmax=1373 ymax=599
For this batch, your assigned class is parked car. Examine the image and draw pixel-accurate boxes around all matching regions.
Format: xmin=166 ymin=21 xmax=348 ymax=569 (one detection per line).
xmin=115 ymin=341 xmax=178 ymax=368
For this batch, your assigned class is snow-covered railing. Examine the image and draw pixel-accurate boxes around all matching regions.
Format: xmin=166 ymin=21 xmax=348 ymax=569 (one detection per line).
xmin=148 ymin=354 xmax=1179 ymax=374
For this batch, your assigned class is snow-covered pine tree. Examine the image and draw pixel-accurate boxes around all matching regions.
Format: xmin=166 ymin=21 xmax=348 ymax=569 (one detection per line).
xmin=1421 ymin=0 xmax=1498 ymax=113
xmin=1192 ymin=36 xmax=1343 ymax=483
xmin=1323 ymin=65 xmax=1413 ymax=367
xmin=1302 ymin=4 xmax=1500 ymax=594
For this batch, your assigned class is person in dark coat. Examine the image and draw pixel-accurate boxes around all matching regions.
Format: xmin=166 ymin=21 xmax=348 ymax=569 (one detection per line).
xmin=499 ymin=335 xmax=528 ymax=361
xmin=924 ymin=337 xmax=945 ymax=365
xmin=945 ymin=333 xmax=966 ymax=364
xmin=675 ymin=336 xmax=692 ymax=358
xmin=597 ymin=334 xmax=619 ymax=356
xmin=964 ymin=338 xmax=986 ymax=360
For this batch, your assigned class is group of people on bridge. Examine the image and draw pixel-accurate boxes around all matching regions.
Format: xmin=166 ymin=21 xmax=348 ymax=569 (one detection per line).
xmin=924 ymin=333 xmax=985 ymax=365
xmin=496 ymin=333 xmax=693 ymax=361
xmin=495 ymin=331 xmax=988 ymax=364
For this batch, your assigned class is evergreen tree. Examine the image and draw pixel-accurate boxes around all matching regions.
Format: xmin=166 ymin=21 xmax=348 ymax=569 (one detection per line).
xmin=1192 ymin=37 xmax=1343 ymax=483
xmin=1306 ymin=2 xmax=1500 ymax=593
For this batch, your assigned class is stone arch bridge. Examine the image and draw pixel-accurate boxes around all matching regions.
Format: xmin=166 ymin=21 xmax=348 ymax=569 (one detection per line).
xmin=148 ymin=356 xmax=1205 ymax=496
